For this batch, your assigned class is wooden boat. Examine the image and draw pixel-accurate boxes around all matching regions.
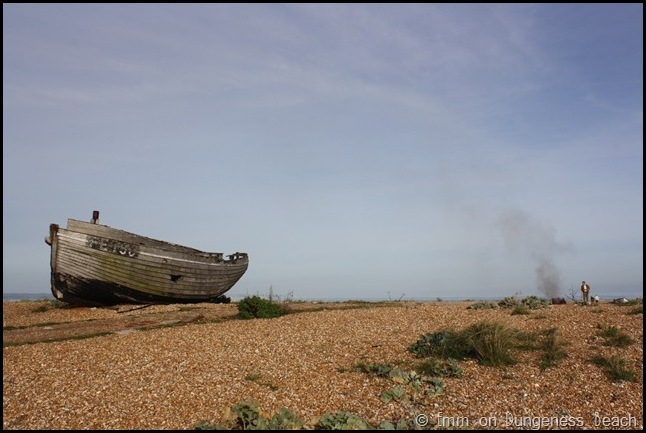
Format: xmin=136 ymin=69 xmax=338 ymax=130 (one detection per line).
xmin=45 ymin=211 xmax=249 ymax=305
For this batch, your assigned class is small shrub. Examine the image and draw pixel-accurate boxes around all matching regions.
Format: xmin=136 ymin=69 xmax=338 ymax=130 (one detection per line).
xmin=590 ymin=354 xmax=639 ymax=382
xmin=498 ymin=295 xmax=549 ymax=310
xmin=381 ymin=385 xmax=408 ymax=403
xmin=498 ymin=296 xmax=521 ymax=308
xmin=237 ymin=296 xmax=284 ymax=319
xmin=408 ymin=330 xmax=471 ymax=359
xmin=521 ymin=295 xmax=549 ymax=310
xmin=613 ymin=298 xmax=642 ymax=307
xmin=597 ymin=324 xmax=635 ymax=348
xmin=354 ymin=363 xmax=393 ymax=377
xmin=410 ymin=321 xmax=518 ymax=367
xmin=539 ymin=327 xmax=568 ymax=370
xmin=512 ymin=330 xmax=539 ymax=351
xmin=196 ymin=402 xmax=413 ymax=430
xmin=243 ymin=374 xmax=277 ymax=390
xmin=203 ymin=402 xmax=294 ymax=430
xmin=416 ymin=358 xmax=463 ymax=378
xmin=467 ymin=301 xmax=498 ymax=310
xmin=387 ymin=369 xmax=444 ymax=400
xmin=462 ymin=321 xmax=518 ymax=367
xmin=266 ymin=407 xmax=304 ymax=430
xmin=357 ymin=364 xmax=446 ymax=403
xmin=231 ymin=401 xmax=268 ymax=430
xmin=32 ymin=299 xmax=67 ymax=313
xmin=245 ymin=374 xmax=261 ymax=382
xmin=195 ymin=419 xmax=217 ymax=430
xmin=511 ymin=304 xmax=530 ymax=315
xmin=317 ymin=412 xmax=372 ymax=430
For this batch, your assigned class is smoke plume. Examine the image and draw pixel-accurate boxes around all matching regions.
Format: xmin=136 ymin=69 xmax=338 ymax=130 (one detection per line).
xmin=497 ymin=209 xmax=571 ymax=298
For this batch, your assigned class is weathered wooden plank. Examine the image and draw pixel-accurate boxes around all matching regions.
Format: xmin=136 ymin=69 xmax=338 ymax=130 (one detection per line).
xmin=47 ymin=212 xmax=248 ymax=304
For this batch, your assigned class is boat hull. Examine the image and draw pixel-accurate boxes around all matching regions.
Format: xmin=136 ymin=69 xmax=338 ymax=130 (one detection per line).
xmin=46 ymin=217 xmax=248 ymax=305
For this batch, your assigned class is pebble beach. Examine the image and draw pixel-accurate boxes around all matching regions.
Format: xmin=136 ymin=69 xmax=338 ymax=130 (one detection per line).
xmin=3 ymin=299 xmax=643 ymax=430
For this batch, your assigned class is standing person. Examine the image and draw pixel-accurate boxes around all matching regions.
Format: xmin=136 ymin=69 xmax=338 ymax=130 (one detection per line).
xmin=580 ymin=280 xmax=590 ymax=305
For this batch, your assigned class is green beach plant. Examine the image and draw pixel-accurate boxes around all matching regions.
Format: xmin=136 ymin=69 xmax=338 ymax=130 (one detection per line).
xmin=463 ymin=321 xmax=518 ymax=366
xmin=237 ymin=296 xmax=284 ymax=319
xmin=381 ymin=385 xmax=407 ymax=403
xmin=32 ymin=299 xmax=67 ymax=313
xmin=511 ymin=304 xmax=530 ymax=315
xmin=498 ymin=295 xmax=549 ymax=310
xmin=408 ymin=329 xmax=471 ymax=360
xmin=195 ymin=401 xmax=415 ymax=430
xmin=597 ymin=324 xmax=635 ymax=348
xmin=590 ymin=354 xmax=639 ymax=383
xmin=498 ymin=295 xmax=521 ymax=308
xmin=354 ymin=363 xmax=393 ymax=377
xmin=520 ymin=295 xmax=550 ymax=310
xmin=409 ymin=321 xmax=519 ymax=367
xmin=467 ymin=301 xmax=498 ymax=310
xmin=415 ymin=357 xmax=463 ymax=378
xmin=538 ymin=327 xmax=569 ymax=370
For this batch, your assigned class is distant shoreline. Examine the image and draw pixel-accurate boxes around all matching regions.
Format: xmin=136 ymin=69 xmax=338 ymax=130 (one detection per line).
xmin=3 ymin=292 xmax=642 ymax=302
xmin=3 ymin=293 xmax=53 ymax=301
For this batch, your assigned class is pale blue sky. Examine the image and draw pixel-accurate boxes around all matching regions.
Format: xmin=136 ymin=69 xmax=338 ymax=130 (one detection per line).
xmin=3 ymin=4 xmax=643 ymax=300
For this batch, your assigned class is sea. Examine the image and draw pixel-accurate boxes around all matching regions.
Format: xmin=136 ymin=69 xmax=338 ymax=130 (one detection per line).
xmin=3 ymin=293 xmax=54 ymax=301
xmin=3 ymin=292 xmax=641 ymax=302
xmin=2 ymin=292 xmax=498 ymax=302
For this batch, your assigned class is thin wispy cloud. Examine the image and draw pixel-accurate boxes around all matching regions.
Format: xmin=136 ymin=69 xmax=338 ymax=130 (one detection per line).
xmin=3 ymin=4 xmax=642 ymax=300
